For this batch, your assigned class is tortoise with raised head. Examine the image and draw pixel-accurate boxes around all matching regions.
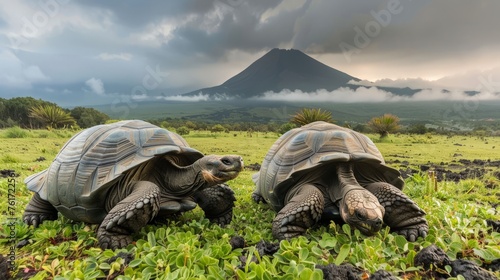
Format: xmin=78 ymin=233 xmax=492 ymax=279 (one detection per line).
xmin=23 ymin=120 xmax=243 ymax=249
xmin=252 ymin=121 xmax=427 ymax=241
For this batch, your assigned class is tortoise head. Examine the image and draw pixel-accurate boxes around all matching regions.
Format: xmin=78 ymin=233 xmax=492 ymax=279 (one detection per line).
xmin=340 ymin=188 xmax=384 ymax=235
xmin=197 ymin=155 xmax=244 ymax=184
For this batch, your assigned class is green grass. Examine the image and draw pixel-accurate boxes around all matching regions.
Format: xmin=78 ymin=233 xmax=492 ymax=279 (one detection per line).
xmin=0 ymin=129 xmax=499 ymax=279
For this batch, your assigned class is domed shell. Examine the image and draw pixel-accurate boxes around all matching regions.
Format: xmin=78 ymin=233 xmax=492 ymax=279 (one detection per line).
xmin=25 ymin=120 xmax=203 ymax=211
xmin=252 ymin=121 xmax=403 ymax=211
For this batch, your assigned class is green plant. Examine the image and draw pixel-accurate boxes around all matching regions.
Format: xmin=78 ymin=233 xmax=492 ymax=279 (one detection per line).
xmin=176 ymin=126 xmax=190 ymax=135
xmin=367 ymin=113 xmax=400 ymax=138
xmin=0 ymin=130 xmax=499 ymax=279
xmin=291 ymin=108 xmax=333 ymax=126
xmin=29 ymin=104 xmax=76 ymax=129
xmin=3 ymin=126 xmax=31 ymax=138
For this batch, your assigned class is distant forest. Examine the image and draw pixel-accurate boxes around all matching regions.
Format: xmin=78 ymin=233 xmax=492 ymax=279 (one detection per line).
xmin=0 ymin=97 xmax=110 ymax=129
xmin=1 ymin=97 xmax=498 ymax=136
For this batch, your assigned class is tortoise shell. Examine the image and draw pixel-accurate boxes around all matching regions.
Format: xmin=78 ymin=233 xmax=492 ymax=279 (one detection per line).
xmin=252 ymin=121 xmax=403 ymax=211
xmin=25 ymin=120 xmax=203 ymax=219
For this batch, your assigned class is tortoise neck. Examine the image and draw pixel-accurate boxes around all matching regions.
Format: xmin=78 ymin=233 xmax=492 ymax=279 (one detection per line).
xmin=160 ymin=157 xmax=207 ymax=197
xmin=336 ymin=163 xmax=365 ymax=196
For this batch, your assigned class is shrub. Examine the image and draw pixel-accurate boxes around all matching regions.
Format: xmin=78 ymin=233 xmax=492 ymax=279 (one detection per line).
xmin=176 ymin=126 xmax=190 ymax=135
xmin=29 ymin=104 xmax=76 ymax=129
xmin=3 ymin=126 xmax=30 ymax=138
xmin=278 ymin=122 xmax=297 ymax=135
xmin=291 ymin=108 xmax=333 ymax=126
xmin=367 ymin=114 xmax=400 ymax=138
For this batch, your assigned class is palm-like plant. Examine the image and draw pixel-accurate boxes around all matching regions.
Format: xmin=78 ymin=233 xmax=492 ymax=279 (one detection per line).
xmin=291 ymin=108 xmax=333 ymax=126
xmin=29 ymin=104 xmax=76 ymax=129
xmin=367 ymin=113 xmax=400 ymax=138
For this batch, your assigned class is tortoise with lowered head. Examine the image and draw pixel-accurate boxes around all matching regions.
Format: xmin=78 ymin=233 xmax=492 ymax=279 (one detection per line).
xmin=252 ymin=121 xmax=427 ymax=241
xmin=24 ymin=120 xmax=243 ymax=249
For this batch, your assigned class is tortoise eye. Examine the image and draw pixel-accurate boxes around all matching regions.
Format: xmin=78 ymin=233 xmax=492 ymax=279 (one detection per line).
xmin=355 ymin=210 xmax=366 ymax=220
xmin=221 ymin=158 xmax=232 ymax=165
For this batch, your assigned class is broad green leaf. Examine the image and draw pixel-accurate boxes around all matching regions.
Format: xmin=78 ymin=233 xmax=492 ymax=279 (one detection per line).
xmin=335 ymin=244 xmax=350 ymax=265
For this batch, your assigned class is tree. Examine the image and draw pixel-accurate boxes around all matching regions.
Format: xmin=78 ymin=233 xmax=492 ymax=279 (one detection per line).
xmin=29 ymin=104 xmax=76 ymax=129
xmin=176 ymin=126 xmax=190 ymax=135
xmin=291 ymin=108 xmax=333 ymax=126
xmin=70 ymin=106 xmax=110 ymax=128
xmin=210 ymin=124 xmax=225 ymax=133
xmin=367 ymin=114 xmax=400 ymax=138
xmin=278 ymin=122 xmax=297 ymax=135
xmin=407 ymin=124 xmax=427 ymax=134
xmin=4 ymin=97 xmax=56 ymax=128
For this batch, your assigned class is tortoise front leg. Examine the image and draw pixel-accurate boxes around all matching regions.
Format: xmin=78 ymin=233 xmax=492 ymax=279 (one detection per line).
xmin=98 ymin=181 xmax=160 ymax=249
xmin=194 ymin=183 xmax=236 ymax=226
xmin=365 ymin=182 xmax=428 ymax=241
xmin=272 ymin=184 xmax=324 ymax=240
xmin=23 ymin=193 xmax=58 ymax=227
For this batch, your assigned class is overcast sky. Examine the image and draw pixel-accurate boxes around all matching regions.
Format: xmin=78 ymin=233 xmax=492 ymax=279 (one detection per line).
xmin=1 ymin=0 xmax=499 ymax=106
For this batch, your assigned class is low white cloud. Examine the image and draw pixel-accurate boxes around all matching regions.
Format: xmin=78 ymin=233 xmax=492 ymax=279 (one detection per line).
xmin=348 ymin=78 xmax=437 ymax=90
xmin=85 ymin=77 xmax=105 ymax=95
xmin=158 ymin=92 xmax=230 ymax=102
xmin=97 ymin=52 xmax=133 ymax=61
xmin=254 ymin=87 xmax=499 ymax=103
xmin=131 ymin=93 xmax=148 ymax=100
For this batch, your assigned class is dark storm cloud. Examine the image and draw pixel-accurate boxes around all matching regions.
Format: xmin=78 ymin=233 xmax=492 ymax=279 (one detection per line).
xmin=1 ymin=0 xmax=499 ymax=106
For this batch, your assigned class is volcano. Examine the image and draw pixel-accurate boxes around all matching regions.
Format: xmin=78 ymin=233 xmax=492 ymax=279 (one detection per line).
xmin=182 ymin=48 xmax=360 ymax=98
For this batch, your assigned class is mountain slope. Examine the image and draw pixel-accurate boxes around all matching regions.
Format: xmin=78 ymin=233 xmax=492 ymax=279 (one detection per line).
xmin=183 ymin=48 xmax=360 ymax=98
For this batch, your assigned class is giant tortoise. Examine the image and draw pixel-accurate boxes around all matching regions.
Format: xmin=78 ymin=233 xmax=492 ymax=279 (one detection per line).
xmin=252 ymin=121 xmax=428 ymax=241
xmin=24 ymin=120 xmax=243 ymax=249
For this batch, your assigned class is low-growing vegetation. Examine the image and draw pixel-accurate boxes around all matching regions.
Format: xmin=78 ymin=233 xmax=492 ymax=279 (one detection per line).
xmin=0 ymin=128 xmax=498 ymax=279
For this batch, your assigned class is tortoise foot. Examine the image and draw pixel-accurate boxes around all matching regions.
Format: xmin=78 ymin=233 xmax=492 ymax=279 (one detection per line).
xmin=97 ymin=228 xmax=133 ymax=250
xmin=23 ymin=193 xmax=58 ymax=227
xmin=365 ymin=182 xmax=428 ymax=241
xmin=195 ymin=183 xmax=236 ymax=226
xmin=272 ymin=184 xmax=324 ymax=240
xmin=251 ymin=192 xmax=266 ymax=204
xmin=392 ymin=221 xmax=428 ymax=242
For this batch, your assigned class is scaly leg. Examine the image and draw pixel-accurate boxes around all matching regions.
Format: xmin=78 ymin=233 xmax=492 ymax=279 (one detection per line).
xmin=365 ymin=182 xmax=428 ymax=241
xmin=97 ymin=181 xmax=160 ymax=249
xmin=23 ymin=193 xmax=58 ymax=227
xmin=194 ymin=183 xmax=236 ymax=226
xmin=272 ymin=184 xmax=324 ymax=240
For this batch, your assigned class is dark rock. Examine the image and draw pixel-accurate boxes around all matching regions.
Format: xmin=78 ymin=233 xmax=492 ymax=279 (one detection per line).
xmin=483 ymin=259 xmax=500 ymax=272
xmin=369 ymin=269 xmax=397 ymax=280
xmin=229 ymin=235 xmax=246 ymax=250
xmin=255 ymin=240 xmax=279 ymax=257
xmin=486 ymin=220 xmax=500 ymax=233
xmin=16 ymin=239 xmax=30 ymax=248
xmin=315 ymin=263 xmax=363 ymax=280
xmin=35 ymin=156 xmax=46 ymax=162
xmin=420 ymin=165 xmax=430 ymax=171
xmin=414 ymin=244 xmax=451 ymax=270
xmin=458 ymin=159 xmax=471 ymax=165
xmin=453 ymin=153 xmax=463 ymax=157
xmin=0 ymin=255 xmax=11 ymax=280
xmin=450 ymin=259 xmax=497 ymax=280
xmin=0 ymin=169 xmax=16 ymax=178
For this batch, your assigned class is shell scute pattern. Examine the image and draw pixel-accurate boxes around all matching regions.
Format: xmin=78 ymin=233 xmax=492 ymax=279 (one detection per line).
xmin=26 ymin=120 xmax=202 ymax=211
xmin=253 ymin=121 xmax=402 ymax=211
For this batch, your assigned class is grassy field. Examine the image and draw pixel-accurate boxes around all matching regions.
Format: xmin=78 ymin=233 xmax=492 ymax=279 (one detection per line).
xmin=95 ymin=100 xmax=500 ymax=131
xmin=0 ymin=128 xmax=499 ymax=279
